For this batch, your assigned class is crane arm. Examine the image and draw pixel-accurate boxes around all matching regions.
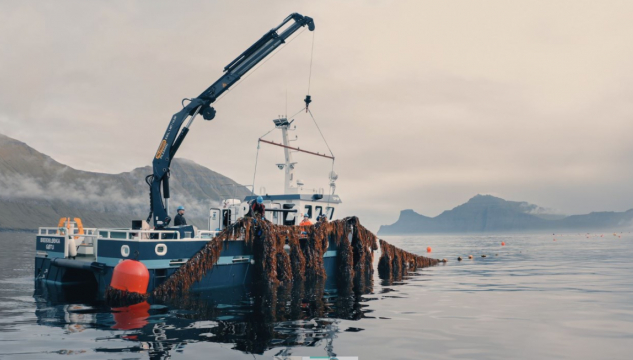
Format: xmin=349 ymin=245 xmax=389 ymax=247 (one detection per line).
xmin=148 ymin=13 xmax=315 ymax=228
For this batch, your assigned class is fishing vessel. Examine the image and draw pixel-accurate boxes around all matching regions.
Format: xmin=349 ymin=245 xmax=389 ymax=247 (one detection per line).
xmin=34 ymin=13 xmax=343 ymax=295
xmin=34 ymin=116 xmax=341 ymax=294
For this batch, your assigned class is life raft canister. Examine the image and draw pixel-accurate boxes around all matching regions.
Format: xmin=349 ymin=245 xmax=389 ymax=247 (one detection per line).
xmin=110 ymin=260 xmax=150 ymax=295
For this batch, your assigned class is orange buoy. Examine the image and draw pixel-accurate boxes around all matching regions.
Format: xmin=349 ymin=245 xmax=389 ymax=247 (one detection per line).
xmin=468 ymin=255 xmax=473 ymax=259
xmin=501 ymin=242 xmax=505 ymax=246
xmin=427 ymin=247 xmax=432 ymax=253
xmin=110 ymin=260 xmax=149 ymax=295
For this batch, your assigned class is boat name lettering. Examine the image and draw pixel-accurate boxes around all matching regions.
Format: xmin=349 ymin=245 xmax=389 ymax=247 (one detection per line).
xmin=39 ymin=237 xmax=60 ymax=244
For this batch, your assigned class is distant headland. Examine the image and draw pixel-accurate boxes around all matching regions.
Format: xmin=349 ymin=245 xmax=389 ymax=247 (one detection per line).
xmin=378 ymin=194 xmax=633 ymax=235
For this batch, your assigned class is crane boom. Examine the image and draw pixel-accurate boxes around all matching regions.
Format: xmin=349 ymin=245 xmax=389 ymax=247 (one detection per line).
xmin=147 ymin=13 xmax=315 ymax=228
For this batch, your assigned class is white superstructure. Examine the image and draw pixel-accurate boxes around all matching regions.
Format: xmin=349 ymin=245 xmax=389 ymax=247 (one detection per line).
xmin=210 ymin=117 xmax=340 ymax=231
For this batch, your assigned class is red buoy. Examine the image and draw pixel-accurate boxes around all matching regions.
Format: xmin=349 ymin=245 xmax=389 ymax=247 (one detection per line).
xmin=110 ymin=260 xmax=149 ymax=295
xmin=501 ymin=242 xmax=505 ymax=246
xmin=427 ymin=247 xmax=432 ymax=253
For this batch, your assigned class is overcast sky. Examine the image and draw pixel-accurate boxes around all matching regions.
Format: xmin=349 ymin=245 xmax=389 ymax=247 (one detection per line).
xmin=1 ymin=0 xmax=632 ymax=231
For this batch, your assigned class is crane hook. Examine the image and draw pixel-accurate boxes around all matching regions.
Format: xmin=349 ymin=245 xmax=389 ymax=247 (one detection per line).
xmin=304 ymin=95 xmax=312 ymax=113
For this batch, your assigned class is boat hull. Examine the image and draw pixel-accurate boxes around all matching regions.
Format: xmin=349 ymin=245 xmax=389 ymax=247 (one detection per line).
xmin=35 ymin=238 xmax=338 ymax=294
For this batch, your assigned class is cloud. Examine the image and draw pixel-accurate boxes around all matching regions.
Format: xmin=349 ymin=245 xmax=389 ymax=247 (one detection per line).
xmin=2 ymin=0 xmax=633 ymax=230
xmin=0 ymin=172 xmax=218 ymax=219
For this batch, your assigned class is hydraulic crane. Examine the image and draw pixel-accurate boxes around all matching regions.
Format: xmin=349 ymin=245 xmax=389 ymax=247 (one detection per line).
xmin=146 ymin=13 xmax=315 ymax=228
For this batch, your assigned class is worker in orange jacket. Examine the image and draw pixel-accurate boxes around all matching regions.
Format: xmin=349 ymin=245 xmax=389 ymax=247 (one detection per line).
xmin=299 ymin=214 xmax=312 ymax=226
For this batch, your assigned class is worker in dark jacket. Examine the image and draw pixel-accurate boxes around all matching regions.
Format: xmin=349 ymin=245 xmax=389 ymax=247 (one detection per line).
xmin=174 ymin=206 xmax=187 ymax=226
xmin=251 ymin=196 xmax=266 ymax=219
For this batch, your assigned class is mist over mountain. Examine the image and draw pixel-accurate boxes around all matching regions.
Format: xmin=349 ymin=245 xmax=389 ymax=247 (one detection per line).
xmin=0 ymin=133 xmax=249 ymax=231
xmin=379 ymin=194 xmax=633 ymax=235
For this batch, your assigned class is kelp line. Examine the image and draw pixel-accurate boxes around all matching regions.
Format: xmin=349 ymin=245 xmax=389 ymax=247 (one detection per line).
xmin=377 ymin=239 xmax=441 ymax=283
xmin=106 ymin=216 xmax=439 ymax=305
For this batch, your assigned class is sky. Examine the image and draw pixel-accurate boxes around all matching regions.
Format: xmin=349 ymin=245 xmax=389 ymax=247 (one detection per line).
xmin=1 ymin=0 xmax=633 ymax=231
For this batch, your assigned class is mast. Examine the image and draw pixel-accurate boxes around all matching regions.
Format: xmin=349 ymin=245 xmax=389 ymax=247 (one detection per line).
xmin=273 ymin=118 xmax=298 ymax=194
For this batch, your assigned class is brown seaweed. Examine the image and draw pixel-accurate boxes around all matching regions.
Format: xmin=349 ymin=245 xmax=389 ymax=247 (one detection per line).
xmin=377 ymin=239 xmax=440 ymax=282
xmin=106 ymin=216 xmax=434 ymax=306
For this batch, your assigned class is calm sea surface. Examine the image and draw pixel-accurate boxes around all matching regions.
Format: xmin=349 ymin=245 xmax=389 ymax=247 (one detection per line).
xmin=1 ymin=231 xmax=632 ymax=359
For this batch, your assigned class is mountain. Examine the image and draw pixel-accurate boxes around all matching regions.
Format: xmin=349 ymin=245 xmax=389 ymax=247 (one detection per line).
xmin=0 ymin=133 xmax=250 ymax=231
xmin=378 ymin=194 xmax=633 ymax=235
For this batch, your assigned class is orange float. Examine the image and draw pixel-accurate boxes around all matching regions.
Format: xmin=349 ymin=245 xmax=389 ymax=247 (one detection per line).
xmin=501 ymin=242 xmax=505 ymax=246
xmin=110 ymin=260 xmax=149 ymax=295
xmin=427 ymin=247 xmax=432 ymax=253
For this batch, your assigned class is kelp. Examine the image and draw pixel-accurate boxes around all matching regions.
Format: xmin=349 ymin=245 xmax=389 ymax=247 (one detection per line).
xmin=104 ymin=286 xmax=148 ymax=307
xmin=153 ymin=216 xmax=377 ymax=298
xmin=106 ymin=216 xmax=435 ymax=306
xmin=377 ymin=239 xmax=440 ymax=282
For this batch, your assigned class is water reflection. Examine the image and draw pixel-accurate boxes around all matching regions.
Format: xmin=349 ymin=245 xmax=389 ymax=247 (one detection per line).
xmin=33 ymin=272 xmax=377 ymax=359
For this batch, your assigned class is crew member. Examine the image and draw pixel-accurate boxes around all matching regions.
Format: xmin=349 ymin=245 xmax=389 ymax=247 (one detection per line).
xmin=252 ymin=196 xmax=266 ymax=219
xmin=299 ymin=214 xmax=312 ymax=226
xmin=174 ymin=206 xmax=187 ymax=226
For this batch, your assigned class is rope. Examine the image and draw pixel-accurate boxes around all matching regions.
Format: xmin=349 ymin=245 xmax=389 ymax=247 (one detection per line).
xmin=258 ymin=126 xmax=278 ymax=140
xmin=303 ymin=106 xmax=335 ymax=210
xmin=258 ymin=105 xmax=303 ymax=141
xmin=250 ymin=141 xmax=261 ymax=195
xmin=307 ymin=109 xmax=334 ymax=158
xmin=215 ymin=27 xmax=308 ymax=104
xmin=288 ymin=106 xmax=306 ymax=120
xmin=250 ymin=104 xmax=307 ymax=196
xmin=307 ymin=31 xmax=315 ymax=95
xmin=326 ymin=158 xmax=336 ymax=209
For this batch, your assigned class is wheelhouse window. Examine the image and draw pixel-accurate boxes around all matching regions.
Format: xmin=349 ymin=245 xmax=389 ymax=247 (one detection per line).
xmin=270 ymin=203 xmax=281 ymax=224
xmin=283 ymin=204 xmax=296 ymax=225
xmin=326 ymin=207 xmax=335 ymax=220
xmin=304 ymin=205 xmax=313 ymax=219
xmin=222 ymin=209 xmax=231 ymax=227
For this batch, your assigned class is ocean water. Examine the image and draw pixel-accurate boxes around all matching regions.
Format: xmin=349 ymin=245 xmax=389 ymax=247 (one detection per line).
xmin=1 ymin=231 xmax=632 ymax=359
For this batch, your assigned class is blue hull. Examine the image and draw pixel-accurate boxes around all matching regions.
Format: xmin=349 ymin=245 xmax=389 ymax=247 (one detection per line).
xmin=35 ymin=238 xmax=339 ymax=294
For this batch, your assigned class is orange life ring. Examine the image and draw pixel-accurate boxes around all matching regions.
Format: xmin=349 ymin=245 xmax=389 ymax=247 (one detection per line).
xmin=73 ymin=217 xmax=84 ymax=240
xmin=56 ymin=217 xmax=84 ymax=239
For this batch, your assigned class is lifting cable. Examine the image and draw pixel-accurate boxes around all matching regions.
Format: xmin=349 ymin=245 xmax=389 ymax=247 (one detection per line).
xmin=308 ymin=109 xmax=336 ymax=210
xmin=250 ymin=105 xmax=306 ymax=195
xmin=307 ymin=108 xmax=334 ymax=159
xmin=215 ymin=28 xmax=308 ymax=105
xmin=250 ymin=31 xmax=338 ymax=207
xmin=304 ymin=31 xmax=315 ymax=112
xmin=301 ymin=33 xmax=337 ymax=210
xmin=250 ymin=142 xmax=261 ymax=196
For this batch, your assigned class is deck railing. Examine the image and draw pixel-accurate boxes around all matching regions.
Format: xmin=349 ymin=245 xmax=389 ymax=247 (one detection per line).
xmin=96 ymin=228 xmax=223 ymax=241
xmin=37 ymin=227 xmax=99 ymax=258
xmin=38 ymin=227 xmax=98 ymax=236
xmin=98 ymin=229 xmax=182 ymax=241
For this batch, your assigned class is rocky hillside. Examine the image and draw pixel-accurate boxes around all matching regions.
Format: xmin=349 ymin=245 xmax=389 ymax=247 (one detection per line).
xmin=379 ymin=194 xmax=633 ymax=235
xmin=0 ymin=133 xmax=250 ymax=231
